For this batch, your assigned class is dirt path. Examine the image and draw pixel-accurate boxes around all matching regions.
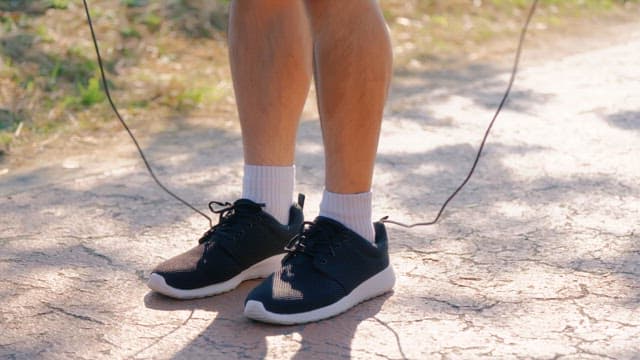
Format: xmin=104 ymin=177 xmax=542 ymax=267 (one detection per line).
xmin=1 ymin=21 xmax=639 ymax=359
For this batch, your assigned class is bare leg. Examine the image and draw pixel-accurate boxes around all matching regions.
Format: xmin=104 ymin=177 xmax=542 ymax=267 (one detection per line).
xmin=148 ymin=1 xmax=315 ymax=302
xmin=242 ymin=2 xmax=395 ymax=324
xmin=229 ymin=0 xmax=312 ymax=166
xmin=304 ymin=0 xmax=392 ymax=193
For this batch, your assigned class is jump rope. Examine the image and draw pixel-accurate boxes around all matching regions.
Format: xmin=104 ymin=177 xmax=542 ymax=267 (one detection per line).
xmin=82 ymin=0 xmax=539 ymax=230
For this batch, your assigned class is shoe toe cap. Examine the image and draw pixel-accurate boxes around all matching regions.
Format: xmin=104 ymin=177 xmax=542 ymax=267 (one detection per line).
xmin=245 ymin=264 xmax=346 ymax=315
xmin=152 ymin=244 xmax=203 ymax=274
xmin=151 ymin=244 xmax=241 ymax=290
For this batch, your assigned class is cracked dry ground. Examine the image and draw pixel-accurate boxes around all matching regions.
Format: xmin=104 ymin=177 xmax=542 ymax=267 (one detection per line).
xmin=2 ymin=25 xmax=640 ymax=360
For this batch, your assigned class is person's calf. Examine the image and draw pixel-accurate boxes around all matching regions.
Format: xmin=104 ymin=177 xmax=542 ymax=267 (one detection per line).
xmin=230 ymin=0 xmax=312 ymax=166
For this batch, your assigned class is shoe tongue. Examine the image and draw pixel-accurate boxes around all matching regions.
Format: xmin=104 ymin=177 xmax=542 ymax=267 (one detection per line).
xmin=301 ymin=217 xmax=343 ymax=247
xmin=312 ymin=216 xmax=345 ymax=233
xmin=233 ymin=199 xmax=263 ymax=213
xmin=285 ymin=218 xmax=341 ymax=264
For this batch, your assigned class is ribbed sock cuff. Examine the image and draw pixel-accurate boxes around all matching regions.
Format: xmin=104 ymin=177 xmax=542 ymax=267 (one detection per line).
xmin=242 ymin=165 xmax=295 ymax=225
xmin=319 ymin=190 xmax=375 ymax=243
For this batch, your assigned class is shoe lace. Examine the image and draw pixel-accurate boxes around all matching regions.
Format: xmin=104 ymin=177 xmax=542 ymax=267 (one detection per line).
xmin=284 ymin=221 xmax=339 ymax=262
xmin=197 ymin=201 xmax=264 ymax=245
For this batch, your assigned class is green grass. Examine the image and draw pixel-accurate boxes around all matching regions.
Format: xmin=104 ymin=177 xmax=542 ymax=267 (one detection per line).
xmin=48 ymin=0 xmax=69 ymax=10
xmin=0 ymin=0 xmax=637 ymax=156
xmin=173 ymin=85 xmax=227 ymax=111
xmin=63 ymin=76 xmax=106 ymax=109
xmin=140 ymin=12 xmax=162 ymax=32
xmin=382 ymin=0 xmax=639 ymax=66
xmin=0 ymin=109 xmax=22 ymax=131
xmin=0 ymin=132 xmax=13 ymax=152
xmin=121 ymin=0 xmax=148 ymax=7
xmin=0 ymin=109 xmax=23 ymax=152
xmin=120 ymin=27 xmax=141 ymax=38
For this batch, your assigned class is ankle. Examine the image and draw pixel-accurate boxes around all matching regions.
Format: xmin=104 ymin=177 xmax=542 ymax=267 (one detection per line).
xmin=318 ymin=190 xmax=375 ymax=243
xmin=242 ymin=165 xmax=295 ymax=224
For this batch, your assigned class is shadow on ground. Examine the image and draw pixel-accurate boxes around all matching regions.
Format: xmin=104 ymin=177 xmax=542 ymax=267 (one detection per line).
xmin=142 ymin=287 xmax=392 ymax=359
xmin=606 ymin=110 xmax=640 ymax=131
xmin=2 ymin=57 xmax=639 ymax=359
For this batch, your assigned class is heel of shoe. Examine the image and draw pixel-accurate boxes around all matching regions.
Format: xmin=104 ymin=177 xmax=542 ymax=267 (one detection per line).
xmin=360 ymin=265 xmax=396 ymax=300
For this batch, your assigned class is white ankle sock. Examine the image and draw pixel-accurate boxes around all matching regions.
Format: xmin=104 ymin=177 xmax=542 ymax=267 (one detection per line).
xmin=242 ymin=165 xmax=294 ymax=225
xmin=319 ymin=190 xmax=375 ymax=243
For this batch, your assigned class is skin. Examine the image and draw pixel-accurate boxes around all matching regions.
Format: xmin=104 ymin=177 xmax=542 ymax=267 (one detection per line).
xmin=228 ymin=0 xmax=392 ymax=194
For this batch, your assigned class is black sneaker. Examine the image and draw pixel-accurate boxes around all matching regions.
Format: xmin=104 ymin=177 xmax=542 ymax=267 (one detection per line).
xmin=243 ymin=216 xmax=395 ymax=325
xmin=147 ymin=195 xmax=305 ymax=299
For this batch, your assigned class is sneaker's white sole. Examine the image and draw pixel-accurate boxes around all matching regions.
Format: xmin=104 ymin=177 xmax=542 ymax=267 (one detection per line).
xmin=244 ymin=265 xmax=396 ymax=325
xmin=147 ymin=254 xmax=285 ymax=300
